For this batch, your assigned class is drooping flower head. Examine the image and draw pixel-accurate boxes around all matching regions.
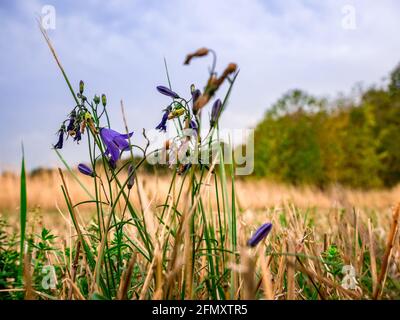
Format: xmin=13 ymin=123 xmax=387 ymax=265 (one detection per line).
xmin=74 ymin=129 xmax=82 ymax=143
xmin=247 ymin=222 xmax=273 ymax=247
xmin=100 ymin=128 xmax=133 ymax=167
xmin=78 ymin=163 xmax=95 ymax=177
xmin=210 ymin=99 xmax=222 ymax=127
xmin=156 ymin=85 xmax=180 ymax=99
xmin=156 ymin=106 xmax=172 ymax=132
xmin=54 ymin=125 xmax=66 ymax=149
xmin=66 ymin=110 xmax=77 ymax=132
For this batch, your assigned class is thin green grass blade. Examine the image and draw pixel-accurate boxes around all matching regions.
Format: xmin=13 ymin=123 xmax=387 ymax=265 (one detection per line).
xmin=18 ymin=144 xmax=27 ymax=282
xmin=229 ymin=138 xmax=237 ymax=253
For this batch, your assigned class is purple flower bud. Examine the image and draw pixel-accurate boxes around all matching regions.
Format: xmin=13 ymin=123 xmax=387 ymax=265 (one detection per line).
xmin=210 ymin=99 xmax=222 ymax=127
xmin=78 ymin=163 xmax=95 ymax=177
xmin=247 ymin=223 xmax=272 ymax=247
xmin=127 ymin=164 xmax=136 ymax=189
xmin=156 ymin=85 xmax=180 ymax=99
xmin=192 ymin=89 xmax=201 ymax=107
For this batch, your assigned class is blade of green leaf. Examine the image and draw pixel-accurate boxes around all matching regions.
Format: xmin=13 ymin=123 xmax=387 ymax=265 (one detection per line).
xmin=18 ymin=143 xmax=27 ymax=282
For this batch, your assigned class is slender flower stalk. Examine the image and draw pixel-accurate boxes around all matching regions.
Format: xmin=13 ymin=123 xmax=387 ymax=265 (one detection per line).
xmin=247 ymin=223 xmax=273 ymax=247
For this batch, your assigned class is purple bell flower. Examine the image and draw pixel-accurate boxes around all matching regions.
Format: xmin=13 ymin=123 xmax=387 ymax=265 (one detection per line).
xmin=247 ymin=222 xmax=273 ymax=247
xmin=156 ymin=107 xmax=171 ymax=132
xmin=74 ymin=129 xmax=82 ymax=143
xmin=54 ymin=126 xmax=65 ymax=149
xmin=66 ymin=111 xmax=76 ymax=132
xmin=156 ymin=85 xmax=180 ymax=99
xmin=100 ymin=128 xmax=133 ymax=165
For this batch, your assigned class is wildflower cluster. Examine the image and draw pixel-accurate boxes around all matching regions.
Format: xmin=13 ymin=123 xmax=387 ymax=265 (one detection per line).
xmin=53 ymin=79 xmax=134 ymax=173
xmin=53 ymin=48 xmax=240 ymax=181
xmin=47 ymin=46 xmax=275 ymax=300
xmin=54 ymin=81 xmax=99 ymax=149
xmin=152 ymin=48 xmax=239 ymax=175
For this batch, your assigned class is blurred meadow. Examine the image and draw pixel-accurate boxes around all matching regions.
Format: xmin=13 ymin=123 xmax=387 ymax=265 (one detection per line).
xmin=1 ymin=1 xmax=400 ymax=301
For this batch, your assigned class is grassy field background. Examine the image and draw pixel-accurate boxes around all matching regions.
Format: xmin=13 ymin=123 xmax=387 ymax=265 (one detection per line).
xmin=1 ymin=170 xmax=399 ymax=300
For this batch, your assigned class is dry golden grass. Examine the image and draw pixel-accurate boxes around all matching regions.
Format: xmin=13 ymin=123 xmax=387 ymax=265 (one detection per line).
xmin=1 ymin=170 xmax=399 ymax=300
xmin=2 ymin=170 xmax=400 ymax=214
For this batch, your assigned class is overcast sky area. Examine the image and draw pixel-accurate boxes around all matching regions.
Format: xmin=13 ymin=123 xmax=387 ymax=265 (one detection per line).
xmin=1 ymin=0 xmax=400 ymax=171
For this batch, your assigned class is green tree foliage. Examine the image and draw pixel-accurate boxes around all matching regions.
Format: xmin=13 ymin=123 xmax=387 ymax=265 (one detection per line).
xmin=253 ymin=64 xmax=400 ymax=189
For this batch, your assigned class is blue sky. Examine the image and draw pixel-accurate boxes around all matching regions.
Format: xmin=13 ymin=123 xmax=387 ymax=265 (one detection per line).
xmin=1 ymin=0 xmax=400 ymax=171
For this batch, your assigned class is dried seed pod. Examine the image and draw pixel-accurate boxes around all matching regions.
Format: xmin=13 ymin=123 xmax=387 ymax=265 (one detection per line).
xmin=184 ymin=47 xmax=209 ymax=65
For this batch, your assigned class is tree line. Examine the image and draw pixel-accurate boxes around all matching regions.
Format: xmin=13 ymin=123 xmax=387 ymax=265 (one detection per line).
xmin=253 ymin=64 xmax=400 ymax=189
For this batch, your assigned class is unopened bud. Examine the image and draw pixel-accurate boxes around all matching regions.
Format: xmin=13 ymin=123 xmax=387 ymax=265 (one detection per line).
xmin=101 ymin=94 xmax=107 ymax=107
xmin=93 ymin=95 xmax=100 ymax=105
xmin=79 ymin=80 xmax=84 ymax=94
